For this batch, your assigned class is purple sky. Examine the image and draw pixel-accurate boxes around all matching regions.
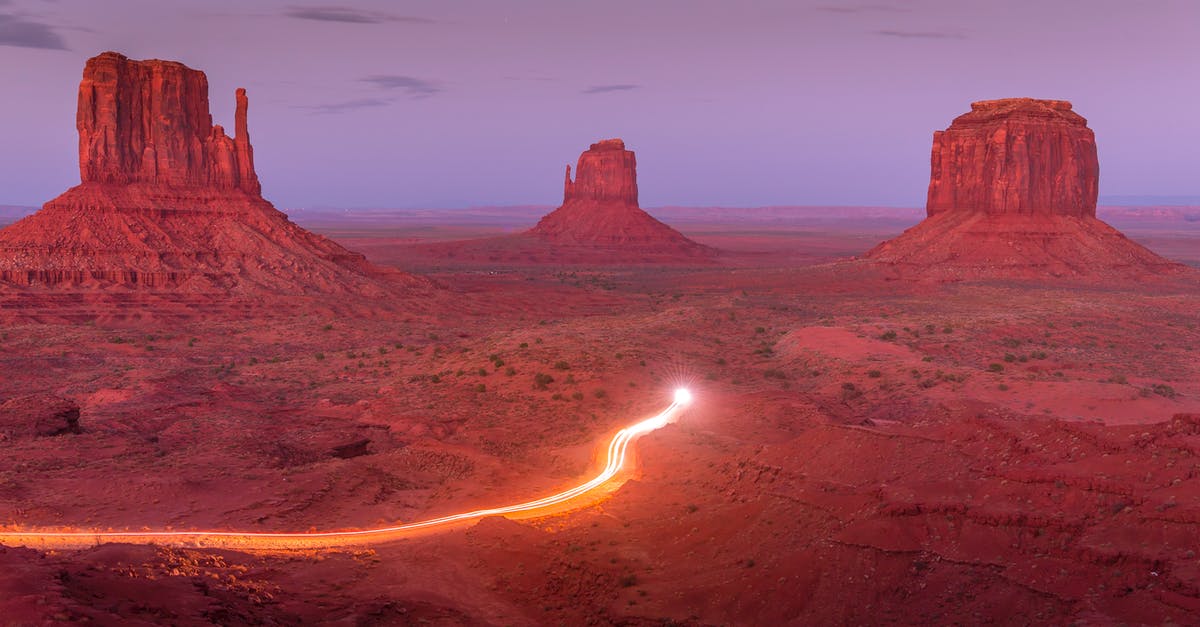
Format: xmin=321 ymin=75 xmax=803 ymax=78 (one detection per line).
xmin=0 ymin=0 xmax=1197 ymax=209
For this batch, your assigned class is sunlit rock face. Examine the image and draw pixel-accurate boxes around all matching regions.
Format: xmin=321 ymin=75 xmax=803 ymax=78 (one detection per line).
xmin=925 ymin=98 xmax=1098 ymax=219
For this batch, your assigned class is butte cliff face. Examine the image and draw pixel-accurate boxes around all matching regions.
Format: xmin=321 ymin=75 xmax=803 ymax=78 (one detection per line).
xmin=926 ymin=99 xmax=1098 ymax=218
xmin=867 ymin=98 xmax=1181 ymax=279
xmin=76 ymin=52 xmax=260 ymax=194
xmin=0 ymin=52 xmax=413 ymax=298
xmin=528 ymin=139 xmax=709 ymax=257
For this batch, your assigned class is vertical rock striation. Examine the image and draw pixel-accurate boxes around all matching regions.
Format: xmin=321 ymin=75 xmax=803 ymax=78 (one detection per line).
xmin=76 ymin=51 xmax=260 ymax=194
xmin=925 ymin=98 xmax=1098 ymax=218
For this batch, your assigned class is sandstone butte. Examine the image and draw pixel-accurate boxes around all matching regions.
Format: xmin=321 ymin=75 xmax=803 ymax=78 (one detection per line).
xmin=528 ymin=139 xmax=711 ymax=257
xmin=867 ymin=98 xmax=1183 ymax=279
xmin=0 ymin=51 xmax=413 ymax=295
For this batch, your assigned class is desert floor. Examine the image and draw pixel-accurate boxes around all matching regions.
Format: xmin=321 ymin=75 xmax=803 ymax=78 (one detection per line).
xmin=2 ymin=207 xmax=1199 ymax=625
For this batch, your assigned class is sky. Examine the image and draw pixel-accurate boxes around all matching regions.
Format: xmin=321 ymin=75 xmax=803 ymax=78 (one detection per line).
xmin=0 ymin=0 xmax=1197 ymax=209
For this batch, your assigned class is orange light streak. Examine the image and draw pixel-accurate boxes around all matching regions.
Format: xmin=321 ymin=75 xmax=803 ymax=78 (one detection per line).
xmin=0 ymin=390 xmax=692 ymax=551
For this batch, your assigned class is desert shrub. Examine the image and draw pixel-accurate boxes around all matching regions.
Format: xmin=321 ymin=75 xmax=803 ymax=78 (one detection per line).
xmin=553 ymin=360 xmax=570 ymax=370
xmin=1152 ymin=384 xmax=1177 ymax=398
xmin=551 ymin=393 xmax=564 ymax=400
xmin=1002 ymin=338 xmax=1021 ymax=348
xmin=619 ymin=574 xmax=638 ymax=588
xmin=755 ymin=326 xmax=766 ymax=334
xmin=519 ymin=342 xmax=529 ymax=349
xmin=867 ymin=370 xmax=883 ymax=378
xmin=1031 ymin=351 xmax=1048 ymax=360
xmin=593 ymin=389 xmax=608 ymax=399
xmin=322 ymin=324 xmax=333 ymax=332
xmin=942 ymin=326 xmax=953 ymax=334
xmin=998 ymin=384 xmax=1010 ymax=391
xmin=841 ymin=382 xmax=863 ymax=400
xmin=505 ymin=366 xmax=517 ymax=376
xmin=716 ymin=357 xmax=727 ymax=366
xmin=534 ymin=373 xmax=554 ymax=389
xmin=475 ymin=384 xmax=486 ymax=393
xmin=572 ymin=391 xmax=584 ymax=401
xmin=477 ymin=367 xmax=488 ymax=376
xmin=988 ymin=363 xmax=1004 ymax=373
xmin=1004 ymin=353 xmax=1016 ymax=363
xmin=315 ymin=352 xmax=325 ymax=361
xmin=880 ymin=331 xmax=898 ymax=341
xmin=763 ymin=368 xmax=787 ymax=380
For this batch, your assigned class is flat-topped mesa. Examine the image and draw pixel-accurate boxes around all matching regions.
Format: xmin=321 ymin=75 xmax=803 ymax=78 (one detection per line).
xmin=865 ymin=97 xmax=1185 ymax=279
xmin=562 ymin=138 xmax=638 ymax=206
xmin=77 ymin=51 xmax=261 ymax=195
xmin=926 ymin=97 xmax=1098 ymax=218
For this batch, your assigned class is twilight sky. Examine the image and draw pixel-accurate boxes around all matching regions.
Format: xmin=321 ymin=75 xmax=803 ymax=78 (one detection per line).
xmin=0 ymin=0 xmax=1196 ymax=209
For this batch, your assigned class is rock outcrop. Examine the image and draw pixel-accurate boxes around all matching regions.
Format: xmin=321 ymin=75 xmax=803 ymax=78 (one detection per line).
xmin=0 ymin=395 xmax=81 ymax=439
xmin=528 ymin=139 xmax=711 ymax=257
xmin=926 ymin=99 xmax=1098 ymax=218
xmin=867 ymin=98 xmax=1183 ymax=279
xmin=77 ymin=52 xmax=260 ymax=194
xmin=0 ymin=52 xmax=416 ymax=298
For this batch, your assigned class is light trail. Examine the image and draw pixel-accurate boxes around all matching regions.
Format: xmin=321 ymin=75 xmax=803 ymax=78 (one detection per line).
xmin=0 ymin=389 xmax=692 ymax=551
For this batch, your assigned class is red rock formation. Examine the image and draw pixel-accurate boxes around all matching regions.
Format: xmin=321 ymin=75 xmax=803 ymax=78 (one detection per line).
xmin=867 ymin=98 xmax=1184 ymax=279
xmin=0 ymin=52 xmax=418 ymax=298
xmin=562 ymin=138 xmax=638 ymax=206
xmin=77 ymin=52 xmax=260 ymax=194
xmin=926 ymin=99 xmax=1098 ymax=218
xmin=529 ymin=139 xmax=710 ymax=257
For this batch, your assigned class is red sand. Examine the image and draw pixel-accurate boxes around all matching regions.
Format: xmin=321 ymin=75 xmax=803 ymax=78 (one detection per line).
xmin=1 ymin=207 xmax=1199 ymax=624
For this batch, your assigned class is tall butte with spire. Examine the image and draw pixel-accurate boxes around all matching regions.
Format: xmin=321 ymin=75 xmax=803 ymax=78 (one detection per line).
xmin=528 ymin=139 xmax=710 ymax=257
xmin=0 ymin=51 xmax=414 ymax=297
xmin=867 ymin=98 xmax=1183 ymax=279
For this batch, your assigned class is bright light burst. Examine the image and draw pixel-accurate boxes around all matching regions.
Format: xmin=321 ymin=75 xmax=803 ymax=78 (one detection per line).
xmin=674 ymin=387 xmax=693 ymax=405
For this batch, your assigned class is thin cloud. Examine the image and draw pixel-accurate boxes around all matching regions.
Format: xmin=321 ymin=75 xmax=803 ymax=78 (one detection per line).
xmin=284 ymin=6 xmax=433 ymax=24
xmin=300 ymin=98 xmax=392 ymax=115
xmin=0 ymin=12 xmax=68 ymax=49
xmin=817 ymin=4 xmax=910 ymax=13
xmin=361 ymin=75 xmax=443 ymax=98
xmin=504 ymin=75 xmax=558 ymax=83
xmin=875 ymin=29 xmax=966 ymax=40
xmin=582 ymin=84 xmax=641 ymax=95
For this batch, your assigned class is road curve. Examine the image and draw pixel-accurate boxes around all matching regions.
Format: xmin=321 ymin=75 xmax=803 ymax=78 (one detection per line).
xmin=0 ymin=391 xmax=692 ymax=551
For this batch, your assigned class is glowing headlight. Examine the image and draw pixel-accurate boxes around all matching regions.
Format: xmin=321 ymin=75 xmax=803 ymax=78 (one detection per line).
xmin=674 ymin=388 xmax=693 ymax=405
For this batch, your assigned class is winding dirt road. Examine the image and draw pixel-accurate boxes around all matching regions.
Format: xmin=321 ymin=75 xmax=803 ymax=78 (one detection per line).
xmin=0 ymin=390 xmax=692 ymax=551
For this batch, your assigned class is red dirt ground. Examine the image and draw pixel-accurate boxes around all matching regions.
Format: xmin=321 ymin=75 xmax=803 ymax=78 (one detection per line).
xmin=1 ymin=206 xmax=1199 ymax=625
